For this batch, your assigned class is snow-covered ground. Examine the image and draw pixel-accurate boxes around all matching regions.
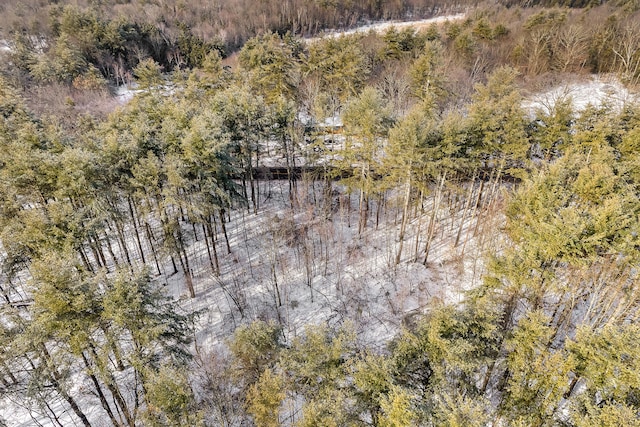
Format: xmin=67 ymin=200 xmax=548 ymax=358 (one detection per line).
xmin=0 ymin=172 xmax=502 ymax=426
xmin=523 ymin=75 xmax=639 ymax=115
xmin=113 ymin=83 xmax=141 ymax=104
xmin=175 ymin=179 xmax=500 ymax=349
xmin=113 ymin=82 xmax=178 ymax=104
xmin=0 ymin=40 xmax=11 ymax=53
xmin=305 ymin=13 xmax=466 ymax=42
xmin=11 ymin=13 xmax=640 ymax=424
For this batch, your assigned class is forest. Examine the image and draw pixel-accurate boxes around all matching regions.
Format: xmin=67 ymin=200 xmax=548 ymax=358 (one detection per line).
xmin=1 ymin=0 xmax=640 ymax=425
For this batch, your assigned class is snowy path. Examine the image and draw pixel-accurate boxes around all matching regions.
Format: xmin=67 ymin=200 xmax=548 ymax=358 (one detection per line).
xmin=305 ymin=13 xmax=465 ymax=42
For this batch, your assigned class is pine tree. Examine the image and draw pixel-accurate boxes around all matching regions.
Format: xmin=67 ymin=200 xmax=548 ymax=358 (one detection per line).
xmin=239 ymin=32 xmax=302 ymax=103
xmin=246 ymin=368 xmax=285 ymax=427
xmin=142 ymin=365 xmax=203 ymax=427
xmin=229 ymin=321 xmax=282 ymax=389
xmin=338 ymin=86 xmax=392 ymax=234
xmin=467 ymin=66 xmax=530 ymax=178
xmin=378 ymin=387 xmax=416 ymax=427
xmin=303 ymin=34 xmax=370 ymax=114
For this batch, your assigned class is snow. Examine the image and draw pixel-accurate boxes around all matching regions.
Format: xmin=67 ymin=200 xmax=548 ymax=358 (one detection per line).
xmin=0 ymin=148 xmax=499 ymax=427
xmin=0 ymin=40 xmax=11 ymax=53
xmin=113 ymin=83 xmax=142 ymax=104
xmin=171 ymin=178 xmax=499 ymax=353
xmin=113 ymin=82 xmax=176 ymax=104
xmin=305 ymin=13 xmax=466 ymax=42
xmin=10 ymin=66 xmax=635 ymax=424
xmin=523 ymin=75 xmax=639 ymax=116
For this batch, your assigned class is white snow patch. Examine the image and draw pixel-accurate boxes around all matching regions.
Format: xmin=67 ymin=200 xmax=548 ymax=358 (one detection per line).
xmin=306 ymin=13 xmax=465 ymax=42
xmin=0 ymin=40 xmax=12 ymax=53
xmin=523 ymin=75 xmax=639 ymax=116
xmin=114 ymin=83 xmax=142 ymax=103
xmin=113 ymin=82 xmax=177 ymax=104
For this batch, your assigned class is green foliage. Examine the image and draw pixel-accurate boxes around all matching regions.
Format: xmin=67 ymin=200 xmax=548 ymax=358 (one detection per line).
xmin=304 ymin=35 xmax=370 ymax=104
xmin=30 ymin=33 xmax=88 ymax=84
xmin=281 ymin=324 xmax=356 ymax=396
xmin=408 ymin=41 xmax=447 ymax=103
xmin=142 ymin=366 xmax=203 ymax=427
xmin=134 ymin=58 xmax=164 ymax=90
xmin=279 ymin=324 xmax=371 ymax=425
xmin=342 ymin=86 xmax=392 ymax=140
xmin=382 ymin=100 xmax=459 ymax=204
xmin=453 ymin=31 xmax=476 ymax=63
xmin=185 ymin=50 xmax=226 ymax=95
xmin=468 ymin=66 xmax=529 ymax=177
xmin=429 ymin=392 xmax=490 ymax=427
xmin=239 ymin=32 xmax=302 ymax=102
xmin=572 ymin=403 xmax=640 ymax=427
xmin=247 ymin=368 xmax=285 ymax=427
xmin=102 ymin=269 xmax=195 ymax=367
xmin=379 ymin=386 xmax=416 ymax=427
xmin=618 ymin=120 xmax=640 ymax=186
xmin=176 ymin=25 xmax=223 ymax=68
xmin=524 ymin=9 xmax=567 ymax=31
xmin=390 ymin=303 xmax=501 ymax=399
xmin=381 ymin=27 xmax=426 ymax=59
xmin=568 ymin=324 xmax=640 ymax=413
xmin=29 ymin=253 xmax=100 ymax=356
xmin=505 ymin=147 xmax=640 ymax=270
xmin=295 ymin=389 xmax=353 ymax=427
xmin=229 ymin=320 xmax=281 ymax=386
xmin=501 ymin=310 xmax=575 ymax=424
xmin=531 ymin=97 xmax=574 ymax=160
xmin=338 ymin=86 xmax=392 ymax=192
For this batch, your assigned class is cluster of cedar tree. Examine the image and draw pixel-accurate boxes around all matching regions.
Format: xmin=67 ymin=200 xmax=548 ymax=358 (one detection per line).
xmin=1 ymin=0 xmax=640 ymax=426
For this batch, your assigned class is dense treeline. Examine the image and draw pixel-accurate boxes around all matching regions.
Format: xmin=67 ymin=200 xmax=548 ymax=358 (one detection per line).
xmin=1 ymin=2 xmax=639 ymax=121
xmin=0 ymin=0 xmax=469 ymax=90
xmin=1 ymin=0 xmax=640 ymax=97
xmin=1 ymin=2 xmax=640 ymax=426
xmin=0 ymin=0 xmax=470 ymax=50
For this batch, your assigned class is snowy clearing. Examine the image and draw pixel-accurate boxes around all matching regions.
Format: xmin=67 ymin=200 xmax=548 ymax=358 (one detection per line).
xmin=523 ymin=75 xmax=639 ymax=115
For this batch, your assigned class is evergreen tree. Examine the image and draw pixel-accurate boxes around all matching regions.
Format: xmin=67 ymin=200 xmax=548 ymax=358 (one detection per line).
xmin=467 ymin=66 xmax=530 ymax=178
xmin=339 ymin=86 xmax=392 ymax=234
xmin=247 ymin=368 xmax=285 ymax=427
xmin=239 ymin=32 xmax=302 ymax=103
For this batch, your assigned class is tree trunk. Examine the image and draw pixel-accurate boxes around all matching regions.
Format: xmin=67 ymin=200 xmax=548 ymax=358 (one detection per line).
xmin=144 ymin=222 xmax=162 ymax=276
xmin=219 ymin=210 xmax=232 ymax=254
xmin=92 ymin=232 xmax=108 ymax=270
xmin=395 ymin=173 xmax=412 ymax=265
xmin=114 ymin=220 xmax=132 ymax=268
xmin=358 ymin=162 xmax=368 ymax=234
xmin=41 ymin=345 xmax=92 ymax=427
xmin=78 ymin=246 xmax=94 ymax=273
xmin=101 ymin=229 xmax=120 ymax=268
xmin=86 ymin=239 xmax=103 ymax=270
xmin=454 ymin=170 xmax=477 ymax=248
xmin=0 ymin=361 xmax=17 ymax=385
xmin=413 ymin=190 xmax=424 ymax=262
xmin=423 ymin=172 xmax=446 ymax=266
xmin=179 ymin=247 xmax=196 ymax=298
xmin=205 ymin=222 xmax=220 ymax=275
xmin=81 ymin=351 xmax=119 ymax=427
xmin=128 ymin=197 xmax=146 ymax=265
xmin=87 ymin=344 xmax=135 ymax=427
